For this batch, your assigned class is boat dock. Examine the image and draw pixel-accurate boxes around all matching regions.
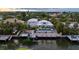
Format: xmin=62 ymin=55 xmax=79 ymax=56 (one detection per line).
xmin=0 ymin=31 xmax=79 ymax=41
xmin=0 ymin=34 xmax=79 ymax=41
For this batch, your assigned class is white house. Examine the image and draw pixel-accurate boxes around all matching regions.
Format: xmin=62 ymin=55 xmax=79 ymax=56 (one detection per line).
xmin=78 ymin=24 xmax=79 ymax=29
xmin=27 ymin=19 xmax=54 ymax=28
xmin=69 ymin=23 xmax=74 ymax=28
xmin=27 ymin=18 xmax=38 ymax=27
xmin=68 ymin=22 xmax=78 ymax=28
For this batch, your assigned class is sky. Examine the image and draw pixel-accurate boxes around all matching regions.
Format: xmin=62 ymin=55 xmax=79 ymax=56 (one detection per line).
xmin=15 ymin=8 xmax=79 ymax=12
xmin=0 ymin=8 xmax=79 ymax=12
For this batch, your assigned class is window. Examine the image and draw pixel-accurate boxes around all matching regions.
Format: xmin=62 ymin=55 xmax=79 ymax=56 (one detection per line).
xmin=43 ymin=22 xmax=46 ymax=24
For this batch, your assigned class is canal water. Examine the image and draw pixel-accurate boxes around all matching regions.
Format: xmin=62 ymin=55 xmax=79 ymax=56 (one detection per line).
xmin=0 ymin=39 xmax=79 ymax=50
xmin=30 ymin=39 xmax=79 ymax=50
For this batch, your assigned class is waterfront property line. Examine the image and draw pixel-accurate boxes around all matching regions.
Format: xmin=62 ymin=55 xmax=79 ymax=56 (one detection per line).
xmin=0 ymin=35 xmax=79 ymax=41
xmin=8 ymin=35 xmax=79 ymax=41
xmin=12 ymin=36 xmax=68 ymax=40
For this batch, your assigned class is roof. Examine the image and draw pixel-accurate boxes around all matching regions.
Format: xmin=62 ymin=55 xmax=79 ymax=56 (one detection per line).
xmin=37 ymin=20 xmax=53 ymax=26
xmin=69 ymin=22 xmax=78 ymax=28
xmin=19 ymin=33 xmax=28 ymax=37
xmin=27 ymin=18 xmax=38 ymax=22
xmin=27 ymin=18 xmax=38 ymax=26
xmin=4 ymin=18 xmax=25 ymax=24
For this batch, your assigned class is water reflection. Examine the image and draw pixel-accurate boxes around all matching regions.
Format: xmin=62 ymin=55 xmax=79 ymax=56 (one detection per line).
xmin=56 ymin=39 xmax=71 ymax=49
xmin=31 ymin=39 xmax=79 ymax=50
xmin=0 ymin=38 xmax=79 ymax=50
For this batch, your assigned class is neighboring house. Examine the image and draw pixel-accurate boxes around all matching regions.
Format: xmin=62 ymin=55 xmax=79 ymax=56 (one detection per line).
xmin=27 ymin=18 xmax=38 ymax=27
xmin=49 ymin=12 xmax=61 ymax=17
xmin=77 ymin=24 xmax=79 ymax=29
xmin=68 ymin=22 xmax=78 ymax=29
xmin=3 ymin=18 xmax=25 ymax=24
xmin=69 ymin=23 xmax=74 ymax=28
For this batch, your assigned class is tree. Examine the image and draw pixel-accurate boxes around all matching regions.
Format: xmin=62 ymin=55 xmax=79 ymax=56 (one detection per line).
xmin=62 ymin=28 xmax=69 ymax=35
xmin=16 ymin=12 xmax=26 ymax=21
xmin=3 ymin=27 xmax=13 ymax=34
xmin=51 ymin=17 xmax=58 ymax=26
xmin=17 ymin=23 xmax=28 ymax=30
xmin=16 ymin=15 xmax=22 ymax=20
xmin=55 ymin=22 xmax=64 ymax=33
xmin=21 ymin=12 xmax=26 ymax=21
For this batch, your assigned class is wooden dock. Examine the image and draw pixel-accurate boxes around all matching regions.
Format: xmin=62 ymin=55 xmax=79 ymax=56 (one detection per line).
xmin=11 ymin=34 xmax=79 ymax=41
xmin=0 ymin=34 xmax=79 ymax=42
